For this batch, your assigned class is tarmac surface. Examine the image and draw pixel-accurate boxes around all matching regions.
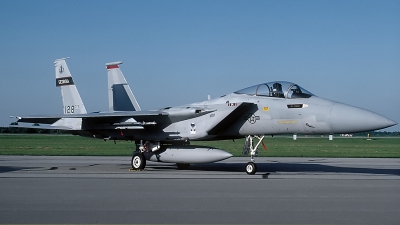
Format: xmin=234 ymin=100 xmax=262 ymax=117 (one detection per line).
xmin=0 ymin=156 xmax=399 ymax=224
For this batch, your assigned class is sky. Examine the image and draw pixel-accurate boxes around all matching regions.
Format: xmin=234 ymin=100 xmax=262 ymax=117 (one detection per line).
xmin=0 ymin=0 xmax=399 ymax=131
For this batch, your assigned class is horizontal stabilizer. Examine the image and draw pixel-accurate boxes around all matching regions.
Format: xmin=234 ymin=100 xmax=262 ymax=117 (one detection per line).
xmin=12 ymin=116 xmax=60 ymax=124
xmin=9 ymin=124 xmax=73 ymax=130
xmin=13 ymin=111 xmax=168 ymax=128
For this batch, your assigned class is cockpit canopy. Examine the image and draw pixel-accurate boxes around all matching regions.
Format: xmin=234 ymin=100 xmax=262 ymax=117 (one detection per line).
xmin=234 ymin=81 xmax=314 ymax=99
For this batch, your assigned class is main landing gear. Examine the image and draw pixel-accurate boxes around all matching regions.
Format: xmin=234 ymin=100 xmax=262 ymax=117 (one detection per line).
xmin=243 ymin=135 xmax=265 ymax=175
xmin=131 ymin=140 xmax=150 ymax=170
xmin=131 ymin=151 xmax=146 ymax=170
xmin=131 ymin=140 xmax=191 ymax=171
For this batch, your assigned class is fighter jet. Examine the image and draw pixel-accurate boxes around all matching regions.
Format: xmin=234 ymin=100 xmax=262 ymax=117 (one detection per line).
xmin=12 ymin=58 xmax=397 ymax=175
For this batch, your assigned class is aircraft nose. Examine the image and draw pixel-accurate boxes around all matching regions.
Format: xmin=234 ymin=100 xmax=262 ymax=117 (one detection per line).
xmin=330 ymin=103 xmax=397 ymax=133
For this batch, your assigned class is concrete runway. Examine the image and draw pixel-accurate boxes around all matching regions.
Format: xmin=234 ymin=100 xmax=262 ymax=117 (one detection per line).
xmin=0 ymin=156 xmax=399 ymax=224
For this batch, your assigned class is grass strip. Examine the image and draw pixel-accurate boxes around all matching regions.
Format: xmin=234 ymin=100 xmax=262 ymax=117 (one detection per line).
xmin=0 ymin=134 xmax=399 ymax=158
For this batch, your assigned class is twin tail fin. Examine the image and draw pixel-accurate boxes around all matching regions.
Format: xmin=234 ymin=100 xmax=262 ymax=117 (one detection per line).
xmin=54 ymin=57 xmax=87 ymax=114
xmin=106 ymin=61 xmax=141 ymax=112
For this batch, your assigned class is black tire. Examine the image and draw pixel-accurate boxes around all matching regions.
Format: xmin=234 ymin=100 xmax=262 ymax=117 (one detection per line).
xmin=245 ymin=162 xmax=257 ymax=175
xmin=176 ymin=163 xmax=190 ymax=170
xmin=131 ymin=152 xmax=146 ymax=170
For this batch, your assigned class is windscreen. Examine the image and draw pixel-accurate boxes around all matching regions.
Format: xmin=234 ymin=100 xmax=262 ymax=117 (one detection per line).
xmin=234 ymin=81 xmax=314 ymax=98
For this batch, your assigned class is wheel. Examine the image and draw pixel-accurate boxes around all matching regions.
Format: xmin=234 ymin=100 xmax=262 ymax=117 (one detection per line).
xmin=176 ymin=163 xmax=190 ymax=170
xmin=246 ymin=162 xmax=257 ymax=175
xmin=131 ymin=152 xmax=146 ymax=170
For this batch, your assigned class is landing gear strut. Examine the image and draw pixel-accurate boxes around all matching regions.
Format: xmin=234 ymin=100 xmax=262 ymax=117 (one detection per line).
xmin=131 ymin=140 xmax=161 ymax=170
xmin=242 ymin=135 xmax=265 ymax=175
xmin=131 ymin=140 xmax=149 ymax=170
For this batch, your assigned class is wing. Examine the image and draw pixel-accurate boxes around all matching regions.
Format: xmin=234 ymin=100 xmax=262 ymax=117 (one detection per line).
xmin=12 ymin=108 xmax=216 ymax=130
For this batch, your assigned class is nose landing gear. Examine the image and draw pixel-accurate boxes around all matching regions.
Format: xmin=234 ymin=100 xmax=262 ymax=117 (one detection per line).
xmin=243 ymin=135 xmax=265 ymax=175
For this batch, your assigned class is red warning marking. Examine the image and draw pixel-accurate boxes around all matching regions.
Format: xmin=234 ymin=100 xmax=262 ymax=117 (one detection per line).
xmin=107 ymin=65 xmax=119 ymax=69
xmin=262 ymin=141 xmax=267 ymax=151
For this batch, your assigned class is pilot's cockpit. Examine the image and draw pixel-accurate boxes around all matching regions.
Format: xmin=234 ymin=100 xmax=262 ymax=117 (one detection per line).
xmin=234 ymin=81 xmax=314 ymax=99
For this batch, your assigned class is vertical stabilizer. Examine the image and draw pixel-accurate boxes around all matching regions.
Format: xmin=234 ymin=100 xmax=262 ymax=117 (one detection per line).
xmin=106 ymin=61 xmax=141 ymax=111
xmin=52 ymin=58 xmax=86 ymax=130
xmin=54 ymin=58 xmax=87 ymax=114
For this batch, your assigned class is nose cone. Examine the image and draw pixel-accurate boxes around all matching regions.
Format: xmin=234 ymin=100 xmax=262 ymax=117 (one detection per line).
xmin=330 ymin=103 xmax=397 ymax=133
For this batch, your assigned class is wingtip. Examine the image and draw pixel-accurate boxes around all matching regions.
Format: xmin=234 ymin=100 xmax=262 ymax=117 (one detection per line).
xmin=106 ymin=61 xmax=123 ymax=67
xmin=54 ymin=57 xmax=70 ymax=62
